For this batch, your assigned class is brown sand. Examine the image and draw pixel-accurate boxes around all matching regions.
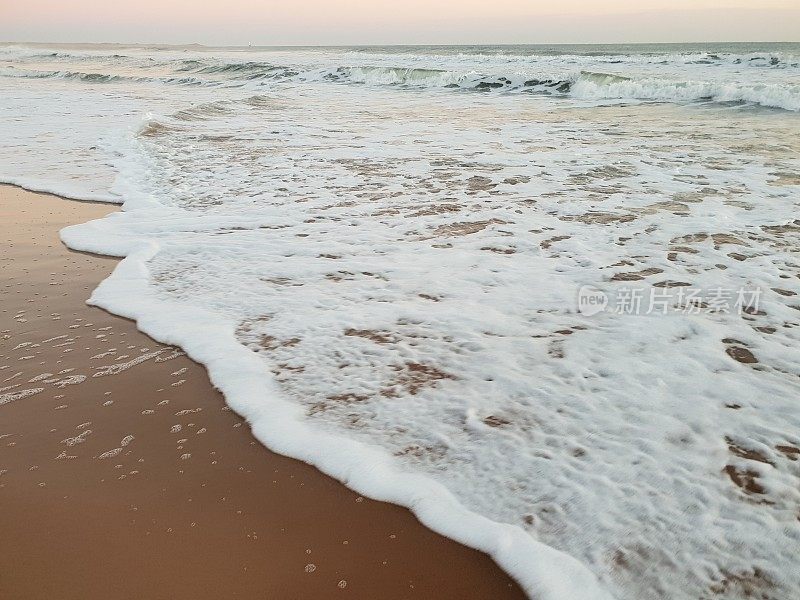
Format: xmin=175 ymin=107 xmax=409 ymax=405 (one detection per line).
xmin=0 ymin=185 xmax=526 ymax=600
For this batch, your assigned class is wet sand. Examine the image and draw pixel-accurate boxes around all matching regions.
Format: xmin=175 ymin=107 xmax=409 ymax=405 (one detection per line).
xmin=0 ymin=184 xmax=526 ymax=600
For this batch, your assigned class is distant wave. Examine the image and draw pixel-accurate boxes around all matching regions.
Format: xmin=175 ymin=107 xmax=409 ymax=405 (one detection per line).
xmin=0 ymin=66 xmax=146 ymax=84
xmin=2 ymin=52 xmax=799 ymax=112
xmin=2 ymin=43 xmax=798 ymax=68
xmin=176 ymin=59 xmax=300 ymax=79
xmin=0 ymin=66 xmax=216 ymax=87
xmin=343 ymin=48 xmax=800 ymax=69
xmin=320 ymin=67 xmax=800 ymax=111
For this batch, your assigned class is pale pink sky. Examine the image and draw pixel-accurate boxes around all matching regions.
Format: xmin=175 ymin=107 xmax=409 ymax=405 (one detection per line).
xmin=2 ymin=0 xmax=799 ymax=45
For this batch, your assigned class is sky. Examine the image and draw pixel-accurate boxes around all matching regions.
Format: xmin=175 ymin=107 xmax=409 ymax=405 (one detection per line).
xmin=1 ymin=0 xmax=799 ymax=45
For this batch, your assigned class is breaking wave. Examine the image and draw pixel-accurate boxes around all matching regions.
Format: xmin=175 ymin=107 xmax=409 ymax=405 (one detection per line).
xmin=2 ymin=54 xmax=798 ymax=111
xmin=321 ymin=67 xmax=800 ymax=111
xmin=566 ymin=71 xmax=800 ymax=111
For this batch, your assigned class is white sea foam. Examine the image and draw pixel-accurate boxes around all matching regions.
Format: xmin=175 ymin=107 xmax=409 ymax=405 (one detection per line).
xmin=0 ymin=387 xmax=44 ymax=405
xmin=2 ymin=43 xmax=800 ymax=600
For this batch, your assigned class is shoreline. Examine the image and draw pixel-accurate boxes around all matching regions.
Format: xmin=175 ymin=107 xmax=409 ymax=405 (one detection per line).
xmin=0 ymin=184 xmax=526 ymax=599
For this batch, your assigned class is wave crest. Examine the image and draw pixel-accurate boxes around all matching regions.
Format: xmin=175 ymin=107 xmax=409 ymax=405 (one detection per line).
xmin=2 ymin=48 xmax=798 ymax=112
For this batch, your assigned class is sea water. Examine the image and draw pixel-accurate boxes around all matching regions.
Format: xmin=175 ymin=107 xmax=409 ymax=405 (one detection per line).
xmin=1 ymin=42 xmax=799 ymax=600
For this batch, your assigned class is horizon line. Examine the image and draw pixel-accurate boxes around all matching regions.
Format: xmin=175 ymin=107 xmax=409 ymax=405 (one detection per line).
xmin=3 ymin=39 xmax=800 ymax=48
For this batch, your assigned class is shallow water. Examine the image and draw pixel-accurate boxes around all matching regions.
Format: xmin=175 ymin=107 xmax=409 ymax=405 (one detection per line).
xmin=1 ymin=42 xmax=800 ymax=600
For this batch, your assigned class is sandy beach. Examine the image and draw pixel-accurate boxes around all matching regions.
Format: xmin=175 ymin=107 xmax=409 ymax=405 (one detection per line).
xmin=0 ymin=184 xmax=525 ymax=599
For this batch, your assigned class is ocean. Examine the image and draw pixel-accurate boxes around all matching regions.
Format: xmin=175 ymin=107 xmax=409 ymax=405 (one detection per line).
xmin=1 ymin=42 xmax=799 ymax=600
